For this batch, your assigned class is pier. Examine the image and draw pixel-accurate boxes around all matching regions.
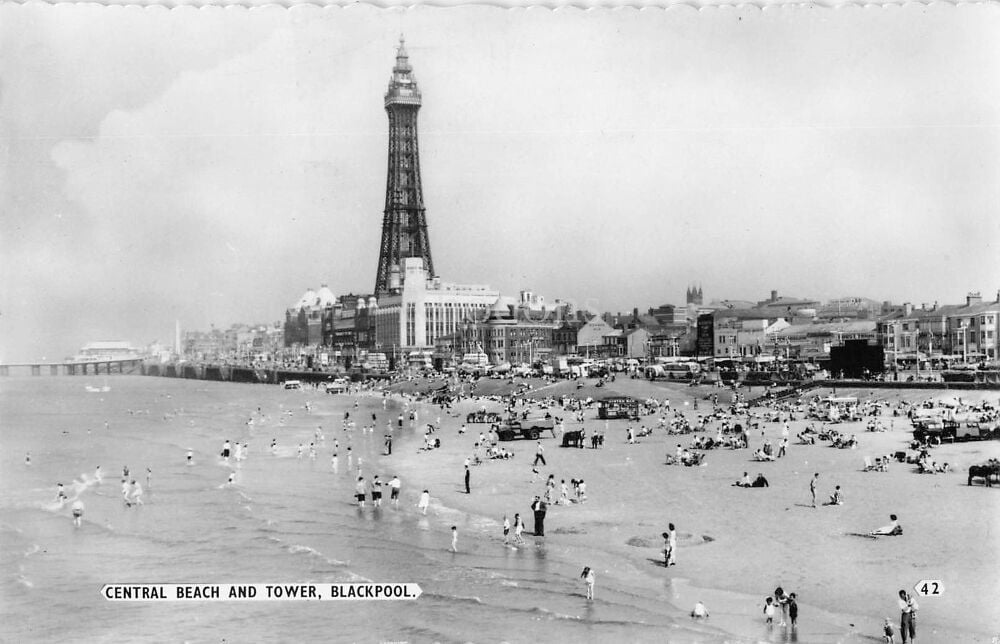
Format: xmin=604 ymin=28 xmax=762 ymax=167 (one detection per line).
xmin=0 ymin=359 xmax=144 ymax=377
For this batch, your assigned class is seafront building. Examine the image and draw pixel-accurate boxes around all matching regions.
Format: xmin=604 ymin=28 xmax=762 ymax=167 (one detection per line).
xmin=265 ymin=38 xmax=1000 ymax=372
xmin=372 ymin=257 xmax=499 ymax=356
xmin=70 ymin=341 xmax=143 ymax=362
xmin=876 ymin=292 xmax=1000 ymax=364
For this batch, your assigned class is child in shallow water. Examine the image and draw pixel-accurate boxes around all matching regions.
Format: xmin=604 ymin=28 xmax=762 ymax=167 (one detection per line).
xmin=581 ymin=567 xmax=594 ymax=600
xmin=763 ymin=596 xmax=775 ymax=624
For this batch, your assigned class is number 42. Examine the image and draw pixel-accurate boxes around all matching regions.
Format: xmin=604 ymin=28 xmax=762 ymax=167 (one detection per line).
xmin=914 ymin=579 xmax=944 ymax=596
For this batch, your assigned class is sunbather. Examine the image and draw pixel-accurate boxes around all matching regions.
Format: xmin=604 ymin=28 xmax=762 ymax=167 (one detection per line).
xmin=870 ymin=514 xmax=902 ymax=536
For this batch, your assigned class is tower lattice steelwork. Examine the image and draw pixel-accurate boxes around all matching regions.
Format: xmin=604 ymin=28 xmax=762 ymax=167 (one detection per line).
xmin=374 ymin=36 xmax=435 ymax=295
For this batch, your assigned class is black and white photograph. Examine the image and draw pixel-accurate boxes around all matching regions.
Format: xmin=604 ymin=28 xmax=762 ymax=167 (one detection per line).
xmin=1 ymin=1 xmax=999 ymax=642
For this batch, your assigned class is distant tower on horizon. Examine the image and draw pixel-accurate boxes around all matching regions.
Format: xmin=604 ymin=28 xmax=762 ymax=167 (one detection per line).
xmin=174 ymin=320 xmax=181 ymax=356
xmin=374 ymin=36 xmax=435 ymax=295
xmin=686 ymin=285 xmax=703 ymax=306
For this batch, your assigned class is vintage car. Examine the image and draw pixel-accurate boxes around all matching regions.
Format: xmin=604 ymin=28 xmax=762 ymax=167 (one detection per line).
xmin=497 ymin=418 xmax=556 ymax=441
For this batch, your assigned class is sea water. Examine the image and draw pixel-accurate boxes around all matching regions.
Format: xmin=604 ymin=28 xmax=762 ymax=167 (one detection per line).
xmin=2 ymin=375 xmax=732 ymax=644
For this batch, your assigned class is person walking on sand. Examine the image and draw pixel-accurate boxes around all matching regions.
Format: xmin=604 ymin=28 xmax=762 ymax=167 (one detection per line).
xmin=666 ymin=523 xmax=677 ymax=566
xmin=581 ymin=567 xmax=595 ymax=600
xmin=418 ymin=489 xmax=430 ymax=515
xmin=464 ymin=465 xmax=471 ymax=494
xmin=533 ymin=441 xmax=546 ymax=467
xmin=503 ymin=515 xmax=510 ymax=544
xmin=788 ymin=592 xmax=798 ymax=628
xmin=450 ymin=526 xmax=458 ymax=552
xmin=898 ymin=589 xmax=918 ymax=644
xmin=810 ymin=473 xmax=819 ymax=507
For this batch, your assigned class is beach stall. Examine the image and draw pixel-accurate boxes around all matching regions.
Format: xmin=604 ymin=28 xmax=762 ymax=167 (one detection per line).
xmin=597 ymin=396 xmax=640 ymax=420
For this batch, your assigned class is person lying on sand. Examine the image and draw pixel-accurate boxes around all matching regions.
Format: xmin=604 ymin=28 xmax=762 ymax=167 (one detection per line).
xmin=870 ymin=514 xmax=902 ymax=536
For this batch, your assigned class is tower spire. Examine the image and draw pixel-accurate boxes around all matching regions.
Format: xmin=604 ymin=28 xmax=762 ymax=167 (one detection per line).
xmin=375 ymin=38 xmax=434 ymax=295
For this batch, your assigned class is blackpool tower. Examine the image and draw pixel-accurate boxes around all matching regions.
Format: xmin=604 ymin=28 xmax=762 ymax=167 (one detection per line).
xmin=374 ymin=36 xmax=435 ymax=295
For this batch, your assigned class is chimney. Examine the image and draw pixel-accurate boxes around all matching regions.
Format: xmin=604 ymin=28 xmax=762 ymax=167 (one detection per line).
xmin=771 ymin=290 xmax=778 ymax=302
xmin=996 ymin=289 xmax=1000 ymax=304
xmin=903 ymin=302 xmax=913 ymax=316
xmin=966 ymin=292 xmax=982 ymax=307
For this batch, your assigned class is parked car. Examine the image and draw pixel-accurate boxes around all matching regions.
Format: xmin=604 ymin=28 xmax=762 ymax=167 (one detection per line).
xmin=497 ymin=418 xmax=555 ymax=441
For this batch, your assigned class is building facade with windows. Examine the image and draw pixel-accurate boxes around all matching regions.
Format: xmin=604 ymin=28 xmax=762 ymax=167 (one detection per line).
xmin=945 ymin=292 xmax=1000 ymax=362
xmin=372 ymin=258 xmax=499 ymax=354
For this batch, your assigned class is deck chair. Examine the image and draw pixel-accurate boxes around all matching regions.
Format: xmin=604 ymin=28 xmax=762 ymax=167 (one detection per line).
xmin=863 ymin=456 xmax=875 ymax=471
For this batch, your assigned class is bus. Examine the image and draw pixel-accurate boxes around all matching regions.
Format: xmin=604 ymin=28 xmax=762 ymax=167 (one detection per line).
xmin=645 ymin=359 xmax=700 ymax=379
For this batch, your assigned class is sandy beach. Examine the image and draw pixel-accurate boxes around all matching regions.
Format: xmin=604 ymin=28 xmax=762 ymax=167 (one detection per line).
xmin=382 ymin=376 xmax=1000 ymax=642
xmin=3 ymin=374 xmax=997 ymax=643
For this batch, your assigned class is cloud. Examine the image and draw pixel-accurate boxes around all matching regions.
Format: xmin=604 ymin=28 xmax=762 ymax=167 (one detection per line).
xmin=1 ymin=4 xmax=999 ymax=361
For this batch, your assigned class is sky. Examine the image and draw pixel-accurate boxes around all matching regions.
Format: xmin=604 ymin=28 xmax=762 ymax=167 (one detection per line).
xmin=1 ymin=2 xmax=999 ymax=362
